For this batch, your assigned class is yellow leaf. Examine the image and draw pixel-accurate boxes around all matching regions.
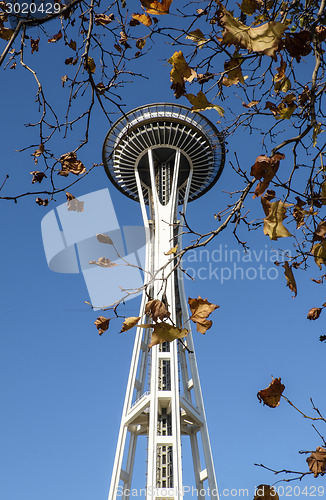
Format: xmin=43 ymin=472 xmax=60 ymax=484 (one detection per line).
xmin=141 ymin=0 xmax=172 ymax=15
xmin=139 ymin=322 xmax=188 ymax=349
xmin=311 ymin=241 xmax=326 ymax=269
xmin=186 ymin=29 xmax=208 ymax=48
xmin=188 ymin=296 xmax=219 ymax=334
xmin=168 ymin=51 xmax=196 ymax=98
xmin=164 ymin=244 xmax=178 ymax=255
xmin=185 ymin=91 xmax=224 ymax=116
xmin=217 ymin=2 xmax=286 ymax=60
xmin=313 ymin=123 xmax=323 ymax=147
xmin=120 ymin=316 xmax=141 ymax=332
xmin=132 ymin=13 xmax=152 ymax=26
xmin=261 ymin=199 xmax=293 ymax=240
xmin=274 ymin=77 xmax=291 ymax=93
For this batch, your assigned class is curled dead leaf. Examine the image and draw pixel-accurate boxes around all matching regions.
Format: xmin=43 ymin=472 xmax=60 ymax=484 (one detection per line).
xmin=59 ymin=151 xmax=86 ymax=177
xmin=188 ymin=296 xmax=219 ymax=334
xmin=261 ymin=199 xmax=292 ymax=240
xmin=254 ymin=484 xmax=279 ymax=500
xmin=306 ymin=447 xmax=326 ymax=478
xmin=35 ymin=197 xmax=49 ymax=206
xmin=94 ymin=316 xmax=110 ymax=335
xmin=307 ymin=307 xmax=322 ymax=320
xmin=145 ymin=299 xmax=170 ymax=322
xmin=66 ymin=192 xmax=84 ymax=212
xmin=31 ymin=38 xmax=39 ymax=54
xmin=311 ymin=241 xmax=326 ymax=269
xmin=251 ymin=153 xmax=285 ymax=197
xmin=48 ymin=30 xmax=62 ymax=43
xmin=89 ymin=257 xmax=117 ymax=268
xmin=141 ymin=0 xmax=172 ymax=15
xmin=30 ymin=171 xmax=46 ymax=184
xmin=257 ymin=377 xmax=285 ymax=408
xmin=120 ymin=316 xmax=141 ymax=332
xmin=283 ymin=261 xmax=297 ymax=298
xmin=94 ymin=13 xmax=114 ymax=26
xmin=168 ymin=51 xmax=196 ymax=98
xmin=132 ymin=13 xmax=152 ymax=26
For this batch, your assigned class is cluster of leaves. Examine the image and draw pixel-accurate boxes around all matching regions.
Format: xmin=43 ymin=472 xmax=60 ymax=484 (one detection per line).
xmin=256 ymin=377 xmax=326 ymax=483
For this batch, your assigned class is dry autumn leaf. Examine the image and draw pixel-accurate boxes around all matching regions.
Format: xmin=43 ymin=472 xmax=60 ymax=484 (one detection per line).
xmin=132 ymin=13 xmax=152 ymax=26
xmin=251 ymin=153 xmax=285 ymax=197
xmin=306 ymin=447 xmax=326 ymax=478
xmin=94 ymin=316 xmax=110 ymax=335
xmin=32 ymin=144 xmax=44 ymax=164
xmin=31 ymin=38 xmax=39 ymax=54
xmin=314 ymin=220 xmax=326 ymax=240
xmin=48 ymin=30 xmax=62 ymax=43
xmin=311 ymin=241 xmax=326 ymax=269
xmin=283 ymin=261 xmax=297 ymax=298
xmin=120 ymin=316 xmax=141 ymax=332
xmin=254 ymin=484 xmax=279 ymax=500
xmin=307 ymin=307 xmax=322 ymax=320
xmin=164 ymin=245 xmax=178 ymax=255
xmin=185 ymin=91 xmax=224 ymax=116
xmin=140 ymin=322 xmax=188 ymax=349
xmin=141 ymin=0 xmax=172 ymax=15
xmin=188 ymin=296 xmax=219 ymax=334
xmin=284 ymin=31 xmax=312 ymax=62
xmin=186 ymin=29 xmax=208 ymax=48
xmin=136 ymin=38 xmax=146 ymax=50
xmin=168 ymin=51 xmax=196 ymax=98
xmin=94 ymin=13 xmax=114 ymax=26
xmin=222 ymin=55 xmax=245 ymax=87
xmin=35 ymin=197 xmax=49 ymax=206
xmin=261 ymin=198 xmax=292 ymax=240
xmin=0 ymin=24 xmax=13 ymax=40
xmin=59 ymin=151 xmax=86 ymax=176
xmin=217 ymin=2 xmax=286 ymax=60
xmin=30 ymin=171 xmax=46 ymax=184
xmin=66 ymin=192 xmax=84 ymax=212
xmin=96 ymin=233 xmax=114 ymax=245
xmin=84 ymin=56 xmax=96 ymax=73
xmin=89 ymin=257 xmax=117 ymax=268
xmin=257 ymin=377 xmax=285 ymax=408
xmin=145 ymin=299 xmax=170 ymax=322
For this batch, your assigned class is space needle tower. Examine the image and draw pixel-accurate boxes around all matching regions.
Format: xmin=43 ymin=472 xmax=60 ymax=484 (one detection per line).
xmin=102 ymin=103 xmax=225 ymax=500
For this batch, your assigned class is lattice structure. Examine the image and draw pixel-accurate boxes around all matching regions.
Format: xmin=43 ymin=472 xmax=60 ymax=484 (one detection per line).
xmin=102 ymin=103 xmax=225 ymax=500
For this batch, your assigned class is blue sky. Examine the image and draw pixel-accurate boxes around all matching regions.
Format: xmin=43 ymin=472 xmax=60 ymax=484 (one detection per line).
xmin=1 ymin=3 xmax=326 ymax=500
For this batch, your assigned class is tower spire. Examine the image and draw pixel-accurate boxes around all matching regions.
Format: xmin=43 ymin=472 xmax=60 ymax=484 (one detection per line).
xmin=102 ymin=103 xmax=225 ymax=500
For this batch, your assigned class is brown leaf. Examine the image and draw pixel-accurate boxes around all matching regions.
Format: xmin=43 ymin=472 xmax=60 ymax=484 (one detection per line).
xmin=188 ymin=296 xmax=219 ymax=334
xmin=0 ymin=25 xmax=13 ymax=40
xmin=84 ymin=56 xmax=96 ymax=73
xmin=141 ymin=0 xmax=172 ymax=15
xmin=316 ymin=25 xmax=326 ymax=43
xmin=68 ymin=39 xmax=76 ymax=51
xmin=185 ymin=91 xmax=224 ymax=116
xmin=251 ymin=153 xmax=285 ymax=197
xmin=32 ymin=144 xmax=44 ymax=164
xmin=136 ymin=38 xmax=146 ymax=50
xmin=132 ymin=13 xmax=152 ymax=26
xmin=59 ymin=151 xmax=86 ymax=176
xmin=35 ymin=197 xmax=49 ymax=206
xmin=261 ymin=199 xmax=292 ymax=240
xmin=140 ymin=322 xmax=188 ymax=349
xmin=242 ymin=100 xmax=259 ymax=108
xmin=94 ymin=13 xmax=114 ymax=26
xmin=65 ymin=57 xmax=78 ymax=65
xmin=168 ymin=51 xmax=196 ymax=98
xmin=89 ymin=257 xmax=117 ymax=268
xmin=31 ymin=38 xmax=39 ymax=54
xmin=284 ymin=31 xmax=312 ymax=62
xmin=120 ymin=316 xmax=141 ymax=332
xmin=254 ymin=484 xmax=279 ymax=500
xmin=197 ymin=72 xmax=214 ymax=84
xmin=314 ymin=221 xmax=326 ymax=241
xmin=145 ymin=299 xmax=170 ymax=322
xmin=307 ymin=307 xmax=322 ymax=320
xmin=66 ymin=192 xmax=84 ymax=212
xmin=48 ymin=30 xmax=63 ymax=43
xmin=61 ymin=75 xmax=68 ymax=87
xmin=257 ymin=377 xmax=285 ymax=408
xmin=30 ymin=171 xmax=46 ymax=184
xmin=283 ymin=261 xmax=297 ymax=298
xmin=96 ymin=233 xmax=113 ymax=245
xmin=306 ymin=447 xmax=326 ymax=478
xmin=217 ymin=2 xmax=286 ymax=60
xmin=94 ymin=316 xmax=110 ymax=335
